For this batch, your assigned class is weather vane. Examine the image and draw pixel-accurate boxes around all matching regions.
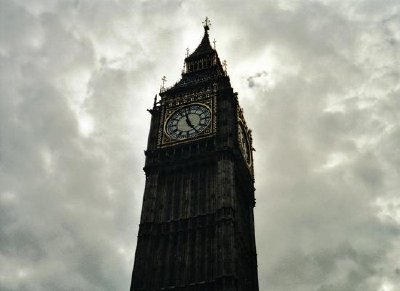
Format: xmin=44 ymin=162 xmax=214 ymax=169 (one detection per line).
xmin=202 ymin=17 xmax=211 ymax=30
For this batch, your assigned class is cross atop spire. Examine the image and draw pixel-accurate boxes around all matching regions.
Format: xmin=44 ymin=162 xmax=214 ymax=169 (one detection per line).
xmin=202 ymin=17 xmax=211 ymax=32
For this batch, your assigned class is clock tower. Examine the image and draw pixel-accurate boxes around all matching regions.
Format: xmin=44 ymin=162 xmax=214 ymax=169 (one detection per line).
xmin=131 ymin=19 xmax=259 ymax=291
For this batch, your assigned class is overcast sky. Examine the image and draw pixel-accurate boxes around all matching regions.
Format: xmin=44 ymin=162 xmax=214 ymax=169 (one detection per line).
xmin=1 ymin=0 xmax=400 ymax=290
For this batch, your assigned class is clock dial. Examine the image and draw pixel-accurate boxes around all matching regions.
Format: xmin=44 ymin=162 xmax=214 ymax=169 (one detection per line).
xmin=166 ymin=104 xmax=211 ymax=140
xmin=238 ymin=123 xmax=251 ymax=165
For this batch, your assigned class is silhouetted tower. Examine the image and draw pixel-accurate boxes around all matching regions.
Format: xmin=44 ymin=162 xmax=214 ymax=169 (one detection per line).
xmin=131 ymin=18 xmax=259 ymax=291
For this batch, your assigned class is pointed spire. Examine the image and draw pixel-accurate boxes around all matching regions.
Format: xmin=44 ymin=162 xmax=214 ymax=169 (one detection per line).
xmin=161 ymin=17 xmax=229 ymax=94
xmin=186 ymin=17 xmax=214 ymax=60
xmin=153 ymin=94 xmax=157 ymax=107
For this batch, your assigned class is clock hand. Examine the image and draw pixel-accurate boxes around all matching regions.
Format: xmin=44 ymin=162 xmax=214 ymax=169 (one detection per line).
xmin=185 ymin=113 xmax=194 ymax=127
xmin=188 ymin=115 xmax=200 ymax=131
xmin=191 ymin=124 xmax=199 ymax=132
xmin=184 ymin=114 xmax=200 ymax=133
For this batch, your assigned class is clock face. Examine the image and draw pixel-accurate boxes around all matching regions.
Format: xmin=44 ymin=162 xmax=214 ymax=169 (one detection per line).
xmin=166 ymin=104 xmax=212 ymax=140
xmin=238 ymin=123 xmax=251 ymax=165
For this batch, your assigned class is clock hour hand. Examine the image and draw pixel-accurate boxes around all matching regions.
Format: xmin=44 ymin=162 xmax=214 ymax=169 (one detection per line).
xmin=185 ymin=113 xmax=199 ymax=132
xmin=185 ymin=113 xmax=192 ymax=126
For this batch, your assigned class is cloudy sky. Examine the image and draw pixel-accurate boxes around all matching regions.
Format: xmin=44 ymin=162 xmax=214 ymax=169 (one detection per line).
xmin=1 ymin=0 xmax=400 ymax=290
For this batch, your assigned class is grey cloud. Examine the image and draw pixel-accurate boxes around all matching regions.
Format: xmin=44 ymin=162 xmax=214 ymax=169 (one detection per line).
xmin=246 ymin=71 xmax=269 ymax=88
xmin=1 ymin=0 xmax=400 ymax=290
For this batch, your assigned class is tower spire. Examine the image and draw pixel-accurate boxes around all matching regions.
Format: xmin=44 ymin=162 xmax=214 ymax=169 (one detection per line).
xmin=185 ymin=17 xmax=214 ymax=60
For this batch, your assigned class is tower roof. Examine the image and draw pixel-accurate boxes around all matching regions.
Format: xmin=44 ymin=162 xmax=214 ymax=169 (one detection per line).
xmin=160 ymin=17 xmax=229 ymax=96
xmin=186 ymin=20 xmax=214 ymax=60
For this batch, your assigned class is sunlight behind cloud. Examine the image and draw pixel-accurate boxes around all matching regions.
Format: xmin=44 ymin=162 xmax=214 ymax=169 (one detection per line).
xmin=379 ymin=280 xmax=395 ymax=291
xmin=375 ymin=197 xmax=400 ymax=225
xmin=321 ymin=152 xmax=347 ymax=169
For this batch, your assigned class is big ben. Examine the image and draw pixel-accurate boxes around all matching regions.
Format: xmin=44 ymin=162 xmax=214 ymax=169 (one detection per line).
xmin=131 ymin=18 xmax=259 ymax=291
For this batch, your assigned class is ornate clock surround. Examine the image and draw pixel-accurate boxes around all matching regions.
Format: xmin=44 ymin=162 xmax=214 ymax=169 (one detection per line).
xmin=158 ymin=93 xmax=217 ymax=147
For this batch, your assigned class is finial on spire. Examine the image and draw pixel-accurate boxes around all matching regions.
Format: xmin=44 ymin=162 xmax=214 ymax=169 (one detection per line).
xmin=202 ymin=17 xmax=211 ymax=31
xmin=160 ymin=76 xmax=167 ymax=92
xmin=213 ymin=39 xmax=216 ymax=49
xmin=186 ymin=47 xmax=190 ymax=57
xmin=222 ymin=60 xmax=228 ymax=75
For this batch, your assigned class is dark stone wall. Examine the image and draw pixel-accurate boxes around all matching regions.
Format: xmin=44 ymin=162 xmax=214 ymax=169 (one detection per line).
xmin=131 ymin=51 xmax=258 ymax=291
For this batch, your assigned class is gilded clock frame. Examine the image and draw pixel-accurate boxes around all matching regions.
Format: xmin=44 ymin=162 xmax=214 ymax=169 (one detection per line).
xmin=159 ymin=95 xmax=216 ymax=147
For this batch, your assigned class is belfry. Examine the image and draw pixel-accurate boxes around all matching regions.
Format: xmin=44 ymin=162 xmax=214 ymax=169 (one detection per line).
xmin=131 ymin=18 xmax=259 ymax=291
